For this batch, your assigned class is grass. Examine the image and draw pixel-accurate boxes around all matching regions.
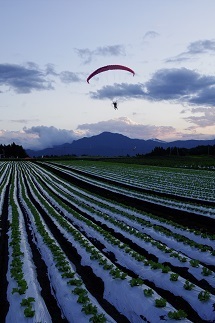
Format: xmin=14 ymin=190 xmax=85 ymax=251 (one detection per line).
xmin=34 ymin=154 xmax=215 ymax=169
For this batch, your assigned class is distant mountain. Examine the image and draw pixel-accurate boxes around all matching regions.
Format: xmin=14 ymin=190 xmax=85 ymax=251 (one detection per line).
xmin=26 ymin=131 xmax=215 ymax=157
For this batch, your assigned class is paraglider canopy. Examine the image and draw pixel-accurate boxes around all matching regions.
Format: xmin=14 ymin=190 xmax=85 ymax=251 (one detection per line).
xmin=87 ymin=64 xmax=135 ymax=83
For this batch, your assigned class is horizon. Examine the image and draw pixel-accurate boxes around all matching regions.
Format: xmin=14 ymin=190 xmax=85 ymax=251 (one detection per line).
xmin=24 ymin=131 xmax=215 ymax=152
xmin=0 ymin=1 xmax=215 ymax=150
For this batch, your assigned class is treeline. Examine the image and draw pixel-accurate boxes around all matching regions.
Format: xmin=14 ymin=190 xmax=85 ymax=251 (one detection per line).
xmin=0 ymin=143 xmax=28 ymax=158
xmin=146 ymin=145 xmax=215 ymax=156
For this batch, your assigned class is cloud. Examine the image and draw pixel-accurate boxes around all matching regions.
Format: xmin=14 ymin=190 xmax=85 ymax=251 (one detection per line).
xmin=90 ymin=83 xmax=145 ymax=100
xmin=59 ymin=71 xmax=82 ymax=83
xmin=77 ymin=117 xmax=180 ymax=140
xmin=75 ymin=45 xmax=126 ymax=64
xmin=89 ymin=68 xmax=215 ymax=131
xmin=0 ymin=126 xmax=81 ymax=150
xmin=0 ymin=63 xmax=54 ymax=93
xmin=143 ymin=31 xmax=159 ymax=40
xmin=144 ymin=68 xmax=215 ymax=103
xmin=23 ymin=126 xmax=79 ymax=149
xmin=95 ymin=45 xmax=126 ymax=56
xmin=45 ymin=63 xmax=58 ymax=76
xmin=89 ymin=67 xmax=215 ymax=108
xmin=9 ymin=119 xmax=40 ymax=124
xmin=187 ymin=39 xmax=215 ymax=54
xmin=166 ymin=39 xmax=215 ymax=63
xmin=0 ymin=117 xmax=214 ymax=151
xmin=183 ymin=107 xmax=215 ymax=127
xmin=0 ymin=62 xmax=85 ymax=92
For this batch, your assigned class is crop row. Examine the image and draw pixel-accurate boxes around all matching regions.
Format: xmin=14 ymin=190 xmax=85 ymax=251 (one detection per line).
xmin=21 ymin=161 xmax=215 ymax=321
xmin=1 ymin=160 xmax=215 ymax=322
xmin=43 ymin=162 xmax=215 ymax=219
xmin=57 ymin=160 xmax=215 ymax=202
xmin=20 ymin=162 xmax=192 ymax=322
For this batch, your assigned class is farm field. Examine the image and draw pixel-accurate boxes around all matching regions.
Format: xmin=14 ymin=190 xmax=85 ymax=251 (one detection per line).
xmin=0 ymin=160 xmax=214 ymax=322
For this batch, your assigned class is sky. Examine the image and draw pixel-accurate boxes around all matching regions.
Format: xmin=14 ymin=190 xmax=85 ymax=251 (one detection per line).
xmin=0 ymin=0 xmax=215 ymax=150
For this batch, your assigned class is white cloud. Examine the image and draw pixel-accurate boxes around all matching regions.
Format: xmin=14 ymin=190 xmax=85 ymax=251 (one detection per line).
xmin=0 ymin=126 xmax=80 ymax=150
xmin=77 ymin=117 xmax=181 ymax=141
xmin=183 ymin=107 xmax=215 ymax=127
xmin=0 ymin=117 xmax=214 ymax=152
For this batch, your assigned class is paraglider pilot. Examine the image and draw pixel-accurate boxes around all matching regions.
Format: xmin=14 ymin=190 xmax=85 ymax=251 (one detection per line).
xmin=112 ymin=101 xmax=118 ymax=110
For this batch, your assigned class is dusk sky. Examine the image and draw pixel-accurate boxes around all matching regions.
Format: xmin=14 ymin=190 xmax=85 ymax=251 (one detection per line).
xmin=0 ymin=1 xmax=215 ymax=150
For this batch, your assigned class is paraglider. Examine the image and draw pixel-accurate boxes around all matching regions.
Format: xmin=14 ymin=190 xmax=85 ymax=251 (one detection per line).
xmin=87 ymin=64 xmax=135 ymax=110
xmin=87 ymin=64 xmax=135 ymax=83
xmin=112 ymin=101 xmax=118 ymax=110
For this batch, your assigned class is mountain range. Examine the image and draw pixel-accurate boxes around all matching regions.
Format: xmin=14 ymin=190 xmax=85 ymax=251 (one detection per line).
xmin=26 ymin=132 xmax=215 ymax=157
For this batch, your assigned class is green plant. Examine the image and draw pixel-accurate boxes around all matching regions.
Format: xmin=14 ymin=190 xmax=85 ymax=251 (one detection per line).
xmin=150 ymin=262 xmax=162 ymax=270
xmin=168 ymin=309 xmax=187 ymax=320
xmin=162 ymin=265 xmax=171 ymax=273
xmin=67 ymin=279 xmax=82 ymax=286
xmin=178 ymin=256 xmax=187 ymax=263
xmin=77 ymin=294 xmax=90 ymax=304
xmin=72 ymin=287 xmax=87 ymax=296
xmin=82 ymin=303 xmax=98 ymax=315
xmin=20 ymin=297 xmax=35 ymax=306
xmin=103 ymin=263 xmax=113 ymax=270
xmin=144 ymin=288 xmax=154 ymax=297
xmin=61 ymin=272 xmax=75 ymax=279
xmin=170 ymin=273 xmax=179 ymax=281
xmin=201 ymin=267 xmax=212 ymax=276
xmin=90 ymin=313 xmax=107 ymax=322
xmin=130 ymin=277 xmax=144 ymax=287
xmin=110 ymin=268 xmax=123 ymax=279
xmin=198 ymin=290 xmax=211 ymax=302
xmin=199 ymin=245 xmax=210 ymax=252
xmin=190 ymin=259 xmax=200 ymax=267
xmin=24 ymin=307 xmax=35 ymax=318
xmin=120 ymin=272 xmax=127 ymax=280
xmin=183 ymin=280 xmax=194 ymax=291
xmin=155 ymin=298 xmax=166 ymax=308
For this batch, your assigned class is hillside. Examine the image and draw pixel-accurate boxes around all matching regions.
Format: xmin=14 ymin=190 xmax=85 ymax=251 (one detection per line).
xmin=26 ymin=132 xmax=215 ymax=157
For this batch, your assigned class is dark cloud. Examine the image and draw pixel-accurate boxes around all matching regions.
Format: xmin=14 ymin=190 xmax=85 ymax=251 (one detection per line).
xmin=89 ymin=67 xmax=215 ymax=108
xmin=0 ymin=63 xmax=83 ymax=93
xmin=59 ymin=71 xmax=82 ymax=83
xmin=166 ymin=39 xmax=215 ymax=63
xmin=0 ymin=63 xmax=54 ymax=93
xmin=90 ymin=83 xmax=145 ymax=100
xmin=187 ymin=39 xmax=215 ymax=54
xmin=95 ymin=45 xmax=125 ymax=56
xmin=144 ymin=68 xmax=215 ymax=102
xmin=75 ymin=45 xmax=126 ymax=64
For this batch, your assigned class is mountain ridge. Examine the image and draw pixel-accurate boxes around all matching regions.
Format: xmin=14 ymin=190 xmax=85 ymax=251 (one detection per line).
xmin=26 ymin=131 xmax=215 ymax=157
